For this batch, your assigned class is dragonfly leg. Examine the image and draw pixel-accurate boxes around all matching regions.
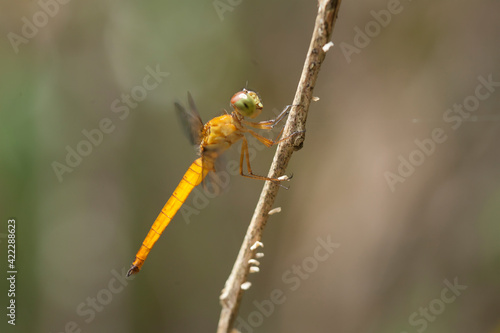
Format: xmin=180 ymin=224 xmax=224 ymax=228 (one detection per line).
xmin=239 ymin=137 xmax=291 ymax=189
xmin=247 ymin=128 xmax=305 ymax=148
xmin=242 ymin=105 xmax=293 ymax=130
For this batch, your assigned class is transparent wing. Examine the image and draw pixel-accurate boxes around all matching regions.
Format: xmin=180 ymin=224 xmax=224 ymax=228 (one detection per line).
xmin=200 ymin=154 xmax=231 ymax=197
xmin=175 ymin=92 xmax=204 ymax=146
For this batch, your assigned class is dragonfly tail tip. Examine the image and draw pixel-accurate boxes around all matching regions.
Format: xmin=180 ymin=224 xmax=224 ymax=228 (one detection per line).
xmin=126 ymin=265 xmax=140 ymax=277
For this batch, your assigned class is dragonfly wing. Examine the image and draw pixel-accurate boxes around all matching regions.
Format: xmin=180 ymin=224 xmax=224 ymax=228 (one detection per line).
xmin=200 ymin=153 xmax=231 ymax=196
xmin=175 ymin=92 xmax=204 ymax=146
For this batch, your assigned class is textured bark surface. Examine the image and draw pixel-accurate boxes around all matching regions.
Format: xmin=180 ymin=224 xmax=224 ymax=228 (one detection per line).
xmin=217 ymin=1 xmax=343 ymax=332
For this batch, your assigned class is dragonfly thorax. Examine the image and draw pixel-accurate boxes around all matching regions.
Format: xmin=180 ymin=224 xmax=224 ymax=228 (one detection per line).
xmin=200 ymin=114 xmax=244 ymax=157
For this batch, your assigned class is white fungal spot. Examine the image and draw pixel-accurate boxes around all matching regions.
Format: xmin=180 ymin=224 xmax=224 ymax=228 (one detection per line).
xmin=322 ymin=41 xmax=334 ymax=52
xmin=250 ymin=241 xmax=264 ymax=250
xmin=268 ymin=207 xmax=282 ymax=215
xmin=241 ymin=281 xmax=252 ymax=290
xmin=248 ymin=259 xmax=260 ymax=266
xmin=249 ymin=266 xmax=260 ymax=273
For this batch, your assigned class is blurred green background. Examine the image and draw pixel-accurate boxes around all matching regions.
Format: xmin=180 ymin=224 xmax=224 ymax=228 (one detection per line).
xmin=1 ymin=0 xmax=500 ymax=332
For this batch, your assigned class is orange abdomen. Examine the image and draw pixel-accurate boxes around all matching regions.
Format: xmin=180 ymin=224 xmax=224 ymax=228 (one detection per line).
xmin=127 ymin=157 xmax=210 ymax=276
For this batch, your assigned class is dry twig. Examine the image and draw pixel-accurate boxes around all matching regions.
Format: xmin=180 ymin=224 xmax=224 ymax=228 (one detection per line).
xmin=217 ymin=1 xmax=342 ymax=332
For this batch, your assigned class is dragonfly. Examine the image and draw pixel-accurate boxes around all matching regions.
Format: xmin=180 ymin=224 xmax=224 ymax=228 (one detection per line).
xmin=127 ymin=89 xmax=296 ymax=276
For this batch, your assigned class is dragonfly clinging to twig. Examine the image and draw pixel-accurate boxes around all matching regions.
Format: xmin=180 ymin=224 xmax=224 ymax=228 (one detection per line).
xmin=127 ymin=89 xmax=298 ymax=276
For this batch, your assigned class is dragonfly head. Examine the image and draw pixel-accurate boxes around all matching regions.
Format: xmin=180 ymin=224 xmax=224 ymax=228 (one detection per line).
xmin=230 ymin=89 xmax=263 ymax=119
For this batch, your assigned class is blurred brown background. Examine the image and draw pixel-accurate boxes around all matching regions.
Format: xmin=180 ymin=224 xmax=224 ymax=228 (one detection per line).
xmin=1 ymin=0 xmax=499 ymax=332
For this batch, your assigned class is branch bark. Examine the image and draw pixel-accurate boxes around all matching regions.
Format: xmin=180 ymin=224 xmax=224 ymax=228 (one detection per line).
xmin=217 ymin=1 xmax=342 ymax=332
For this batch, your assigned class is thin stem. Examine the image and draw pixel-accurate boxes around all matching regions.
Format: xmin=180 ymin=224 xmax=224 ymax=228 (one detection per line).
xmin=216 ymin=0 xmax=343 ymax=332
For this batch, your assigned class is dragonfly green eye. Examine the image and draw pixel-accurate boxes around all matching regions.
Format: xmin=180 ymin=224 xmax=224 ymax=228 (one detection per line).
xmin=230 ymin=89 xmax=263 ymax=119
